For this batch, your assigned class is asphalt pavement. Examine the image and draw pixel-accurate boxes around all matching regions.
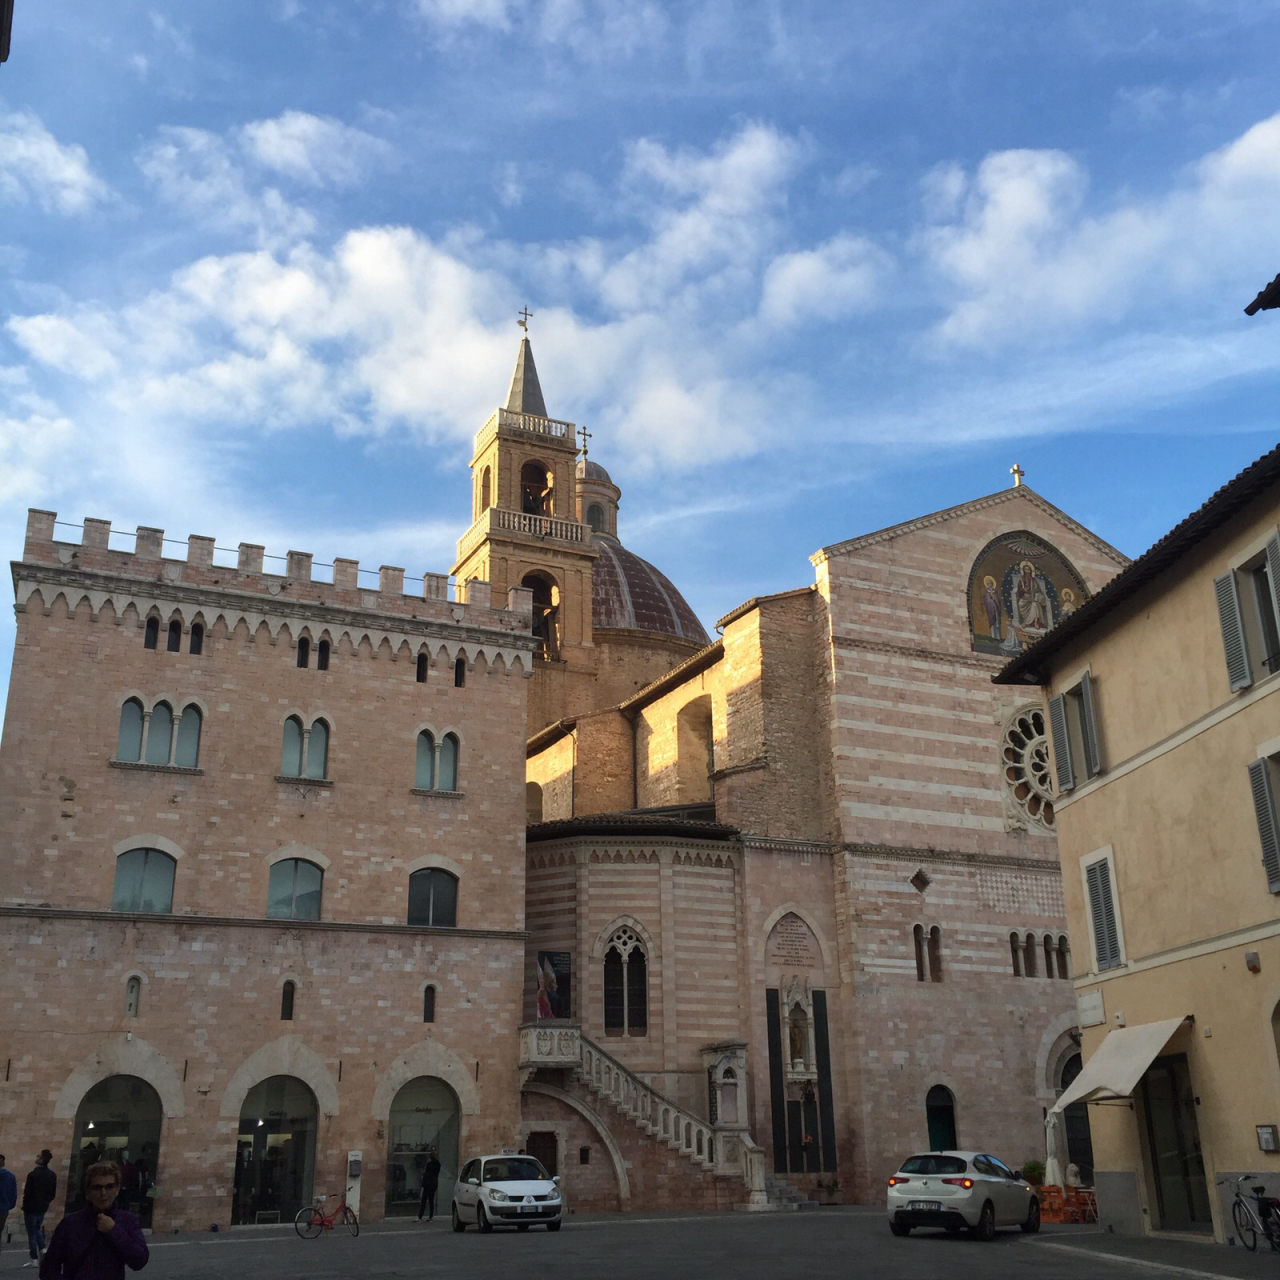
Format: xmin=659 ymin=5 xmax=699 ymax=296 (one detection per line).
xmin=4 ymin=1206 xmax=1279 ymax=1280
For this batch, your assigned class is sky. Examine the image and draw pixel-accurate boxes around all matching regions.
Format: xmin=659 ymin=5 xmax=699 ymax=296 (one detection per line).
xmin=3 ymin=0 xmax=1280 ymax=721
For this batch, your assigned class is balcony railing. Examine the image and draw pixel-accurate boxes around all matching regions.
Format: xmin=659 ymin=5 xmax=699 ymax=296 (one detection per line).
xmin=475 ymin=407 xmax=576 ymax=453
xmin=456 ymin=507 xmax=586 ymax=562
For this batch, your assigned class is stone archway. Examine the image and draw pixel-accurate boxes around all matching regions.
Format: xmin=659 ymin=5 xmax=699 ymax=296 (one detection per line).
xmin=68 ymin=1075 xmax=163 ymax=1227
xmin=232 ymin=1076 xmax=319 ymax=1225
xmin=384 ymin=1077 xmax=461 ymax=1219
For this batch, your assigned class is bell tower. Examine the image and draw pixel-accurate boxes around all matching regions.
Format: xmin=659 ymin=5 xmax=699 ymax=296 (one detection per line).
xmin=453 ymin=331 xmax=597 ymax=681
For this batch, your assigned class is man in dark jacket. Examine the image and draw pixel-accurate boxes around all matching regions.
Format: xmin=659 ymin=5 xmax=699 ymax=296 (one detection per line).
xmin=22 ymin=1149 xmax=57 ymax=1265
xmin=40 ymin=1162 xmax=148 ymax=1279
xmin=416 ymin=1149 xmax=442 ymax=1222
xmin=0 ymin=1153 xmax=19 ymax=1257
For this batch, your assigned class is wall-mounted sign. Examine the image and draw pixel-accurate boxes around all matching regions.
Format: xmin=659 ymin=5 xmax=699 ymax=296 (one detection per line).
xmin=1077 ymin=989 xmax=1105 ymax=1028
xmin=1258 ymin=1125 xmax=1279 ymax=1153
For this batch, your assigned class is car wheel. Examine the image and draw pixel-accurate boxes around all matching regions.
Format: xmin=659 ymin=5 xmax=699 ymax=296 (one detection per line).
xmin=1021 ymin=1196 xmax=1041 ymax=1235
xmin=889 ymin=1220 xmax=911 ymax=1237
xmin=451 ymin=1204 xmax=466 ymax=1233
xmin=478 ymin=1204 xmax=494 ymax=1233
xmin=970 ymin=1201 xmax=996 ymax=1242
xmin=547 ymin=1219 xmax=562 ymax=1232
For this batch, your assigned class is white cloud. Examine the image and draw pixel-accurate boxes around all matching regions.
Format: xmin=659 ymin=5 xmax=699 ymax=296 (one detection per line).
xmin=759 ymin=234 xmax=888 ymax=327
xmin=240 ymin=111 xmax=393 ymax=188
xmin=415 ymin=0 xmax=512 ymax=30
xmin=0 ymin=111 xmax=111 ymax=215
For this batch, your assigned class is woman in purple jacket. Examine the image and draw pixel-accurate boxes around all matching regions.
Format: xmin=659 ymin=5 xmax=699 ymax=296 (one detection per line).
xmin=39 ymin=1163 xmax=149 ymax=1280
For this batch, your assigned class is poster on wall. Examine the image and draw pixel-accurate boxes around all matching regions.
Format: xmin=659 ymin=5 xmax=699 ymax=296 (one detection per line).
xmin=535 ymin=952 xmax=572 ymax=1019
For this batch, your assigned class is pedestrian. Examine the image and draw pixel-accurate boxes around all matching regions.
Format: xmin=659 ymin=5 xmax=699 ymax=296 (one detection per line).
xmin=0 ymin=1153 xmax=18 ymax=1257
xmin=416 ymin=1149 xmax=442 ymax=1222
xmin=38 ymin=1161 xmax=148 ymax=1279
xmin=22 ymin=1149 xmax=57 ymax=1269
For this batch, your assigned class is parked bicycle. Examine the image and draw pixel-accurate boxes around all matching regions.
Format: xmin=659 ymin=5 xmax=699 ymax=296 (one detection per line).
xmin=1220 ymin=1174 xmax=1280 ymax=1252
xmin=295 ymin=1192 xmax=360 ymax=1239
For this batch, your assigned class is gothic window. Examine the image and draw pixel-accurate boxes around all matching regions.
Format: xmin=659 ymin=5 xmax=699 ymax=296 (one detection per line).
xmin=408 ymin=869 xmax=457 ymax=928
xmin=1009 ymin=931 xmax=1022 ymax=977
xmin=603 ymin=927 xmax=647 ymax=1036
xmin=281 ymin=716 xmax=304 ymax=776
xmin=927 ymin=926 xmax=944 ymax=982
xmin=1002 ymin=706 xmax=1055 ymax=830
xmin=423 ymin=985 xmax=436 ymax=1023
xmin=439 ymin=733 xmax=459 ymax=791
xmin=144 ymin=617 xmax=159 ymax=649
xmin=144 ymin=703 xmax=173 ymax=766
xmin=913 ymin=924 xmax=927 ymax=981
xmin=124 ymin=976 xmax=141 ymax=1019
xmin=305 ymin=720 xmax=329 ymax=780
xmin=297 ymin=637 xmax=310 ymax=668
xmin=189 ymin=623 xmax=204 ymax=655
xmin=454 ymin=657 xmax=466 ymax=688
xmin=117 ymin=698 xmax=144 ymax=762
xmin=416 ymin=653 xmax=428 ymax=683
xmin=267 ymin=858 xmax=323 ymax=921
xmin=174 ymin=704 xmax=202 ymax=768
xmin=416 ymin=731 xmax=436 ymax=789
xmin=1043 ymin=933 xmax=1055 ymax=978
xmin=1056 ymin=935 xmax=1071 ymax=979
xmin=586 ymin=503 xmax=604 ymax=532
xmin=1023 ymin=932 xmax=1038 ymax=977
xmin=317 ymin=640 xmax=330 ymax=671
xmin=167 ymin=620 xmax=182 ymax=652
xmin=112 ymin=848 xmax=176 ymax=914
xmin=281 ymin=980 xmax=296 ymax=1021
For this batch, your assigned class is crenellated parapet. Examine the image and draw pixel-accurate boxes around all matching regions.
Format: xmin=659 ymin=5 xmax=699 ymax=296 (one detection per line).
xmin=15 ymin=509 xmax=538 ymax=675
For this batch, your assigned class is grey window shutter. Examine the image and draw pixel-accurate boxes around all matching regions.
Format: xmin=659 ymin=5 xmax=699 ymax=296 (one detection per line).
xmin=1265 ymin=534 xmax=1280 ymax=665
xmin=1248 ymin=759 xmax=1280 ymax=893
xmin=1214 ymin=571 xmax=1252 ymax=692
xmin=1085 ymin=860 xmax=1121 ymax=970
xmin=1080 ymin=671 xmax=1103 ymax=778
xmin=1048 ymin=694 xmax=1074 ymax=793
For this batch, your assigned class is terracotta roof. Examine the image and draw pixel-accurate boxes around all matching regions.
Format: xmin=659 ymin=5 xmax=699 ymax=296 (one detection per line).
xmin=591 ymin=533 xmax=710 ymax=645
xmin=505 ymin=337 xmax=548 ymax=418
xmin=995 ymin=442 xmax=1280 ymax=685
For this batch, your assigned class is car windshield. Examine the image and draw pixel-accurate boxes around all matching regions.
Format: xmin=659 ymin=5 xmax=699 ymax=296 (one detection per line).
xmin=483 ymin=1158 xmax=546 ymax=1183
xmin=899 ymin=1155 xmax=968 ymax=1175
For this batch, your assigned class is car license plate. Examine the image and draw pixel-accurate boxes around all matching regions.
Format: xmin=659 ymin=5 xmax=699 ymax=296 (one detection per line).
xmin=519 ymin=1204 xmax=538 ymax=1213
xmin=908 ymin=1200 xmax=941 ymax=1211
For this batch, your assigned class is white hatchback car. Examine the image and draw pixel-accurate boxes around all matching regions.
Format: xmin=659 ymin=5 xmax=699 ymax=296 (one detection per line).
xmin=451 ymin=1153 xmax=564 ymax=1233
xmin=886 ymin=1151 xmax=1040 ymax=1240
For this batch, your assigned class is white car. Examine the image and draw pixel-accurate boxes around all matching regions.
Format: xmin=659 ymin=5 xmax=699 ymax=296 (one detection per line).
xmin=451 ymin=1153 xmax=564 ymax=1233
xmin=886 ymin=1150 xmax=1040 ymax=1240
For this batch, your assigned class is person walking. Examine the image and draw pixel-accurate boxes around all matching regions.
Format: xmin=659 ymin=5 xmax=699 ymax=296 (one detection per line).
xmin=39 ymin=1161 xmax=148 ymax=1279
xmin=416 ymin=1150 xmax=442 ymax=1222
xmin=22 ymin=1149 xmax=57 ymax=1269
xmin=0 ymin=1154 xmax=19 ymax=1257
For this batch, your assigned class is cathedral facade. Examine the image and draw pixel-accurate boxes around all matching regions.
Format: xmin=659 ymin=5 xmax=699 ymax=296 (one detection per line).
xmin=0 ymin=338 xmax=1126 ymax=1229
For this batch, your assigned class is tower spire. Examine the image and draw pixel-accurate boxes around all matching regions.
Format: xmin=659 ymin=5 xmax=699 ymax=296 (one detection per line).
xmin=505 ymin=313 xmax=548 ymax=418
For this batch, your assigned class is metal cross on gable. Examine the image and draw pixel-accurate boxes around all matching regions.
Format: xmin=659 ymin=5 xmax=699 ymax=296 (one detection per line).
xmin=517 ymin=307 xmax=533 ymax=333
xmin=578 ymin=423 xmax=592 ymax=459
xmin=1010 ymin=463 xmax=1025 ymax=488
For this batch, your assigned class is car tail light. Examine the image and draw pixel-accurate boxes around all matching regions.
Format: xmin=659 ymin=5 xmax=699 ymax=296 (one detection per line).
xmin=941 ymin=1177 xmax=974 ymax=1189
xmin=887 ymin=1176 xmax=911 ymax=1187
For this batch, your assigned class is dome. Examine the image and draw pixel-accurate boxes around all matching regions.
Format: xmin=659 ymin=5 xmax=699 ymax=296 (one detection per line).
xmin=591 ymin=533 xmax=710 ymax=645
xmin=577 ymin=458 xmax=614 ymax=485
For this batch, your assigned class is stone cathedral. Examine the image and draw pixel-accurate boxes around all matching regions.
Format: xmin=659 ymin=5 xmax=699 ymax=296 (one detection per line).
xmin=0 ymin=335 xmax=1127 ymax=1231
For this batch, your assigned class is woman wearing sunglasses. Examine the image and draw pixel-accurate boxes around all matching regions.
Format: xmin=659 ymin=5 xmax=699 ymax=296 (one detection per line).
xmin=38 ymin=1163 xmax=149 ymax=1279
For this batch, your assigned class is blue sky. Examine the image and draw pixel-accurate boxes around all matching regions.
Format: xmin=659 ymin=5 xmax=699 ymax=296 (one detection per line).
xmin=3 ymin=0 xmax=1280 ymax=721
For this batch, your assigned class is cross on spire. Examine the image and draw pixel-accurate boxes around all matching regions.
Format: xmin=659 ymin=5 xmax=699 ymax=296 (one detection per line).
xmin=579 ymin=423 xmax=593 ymax=459
xmin=1010 ymin=463 xmax=1025 ymax=488
xmin=517 ymin=307 xmax=533 ymax=333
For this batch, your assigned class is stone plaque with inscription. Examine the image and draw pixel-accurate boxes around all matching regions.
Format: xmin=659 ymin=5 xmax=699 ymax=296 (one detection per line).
xmin=766 ymin=913 xmax=821 ymax=969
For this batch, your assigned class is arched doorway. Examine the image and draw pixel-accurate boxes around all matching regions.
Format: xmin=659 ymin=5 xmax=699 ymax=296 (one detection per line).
xmin=233 ymin=1076 xmax=318 ymax=1225
xmin=926 ymin=1085 xmax=957 ymax=1151
xmin=68 ymin=1076 xmax=163 ymax=1227
xmin=385 ymin=1077 xmax=460 ymax=1217
xmin=1059 ymin=1053 xmax=1095 ymax=1185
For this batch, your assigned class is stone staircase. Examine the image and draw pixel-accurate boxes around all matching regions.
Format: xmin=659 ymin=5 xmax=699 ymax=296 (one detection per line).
xmin=763 ymin=1172 xmax=821 ymax=1211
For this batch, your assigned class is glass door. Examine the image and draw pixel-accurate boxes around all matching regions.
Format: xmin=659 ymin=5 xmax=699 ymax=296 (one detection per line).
xmin=1141 ymin=1054 xmax=1211 ymax=1231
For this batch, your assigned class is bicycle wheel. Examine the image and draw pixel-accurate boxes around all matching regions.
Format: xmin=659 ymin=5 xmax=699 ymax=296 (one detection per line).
xmin=1233 ymin=1198 xmax=1257 ymax=1251
xmin=343 ymin=1206 xmax=360 ymax=1237
xmin=295 ymin=1206 xmax=324 ymax=1240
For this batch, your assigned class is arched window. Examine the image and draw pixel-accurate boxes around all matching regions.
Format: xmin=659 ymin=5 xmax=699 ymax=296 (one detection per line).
xmin=189 ymin=623 xmax=204 ymax=655
xmin=167 ymin=620 xmax=182 ymax=652
xmin=112 ymin=848 xmax=176 ymax=913
xmin=1044 ymin=933 xmax=1055 ymax=978
xmin=174 ymin=704 xmax=202 ymax=768
xmin=416 ymin=653 xmax=428 ymax=683
xmin=1023 ymin=932 xmax=1038 ymax=978
xmin=454 ymin=656 xmax=466 ymax=688
xmin=117 ymin=698 xmax=144 ymax=762
xmin=423 ymin=985 xmax=437 ymax=1023
xmin=297 ymin=637 xmax=310 ymax=668
xmin=480 ymin=465 xmax=491 ymax=513
xmin=520 ymin=460 xmax=553 ymax=515
xmin=281 ymin=980 xmax=296 ymax=1021
xmin=124 ymin=976 xmax=141 ymax=1019
xmin=1009 ymin=931 xmax=1022 ymax=977
xmin=144 ymin=617 xmax=159 ymax=649
xmin=415 ymin=731 xmax=436 ymax=789
xmin=305 ymin=720 xmax=329 ymax=780
xmin=317 ymin=640 xmax=330 ymax=671
xmin=926 ymin=1085 xmax=957 ymax=1151
xmin=676 ymin=696 xmax=714 ymax=803
xmin=521 ymin=573 xmax=560 ymax=661
xmin=527 ymin=781 xmax=544 ymax=823
xmin=408 ymin=868 xmax=458 ymax=928
xmin=144 ymin=702 xmax=173 ymax=766
xmin=281 ymin=716 xmax=303 ymax=776
xmin=439 ymin=733 xmax=459 ymax=791
xmin=1057 ymin=936 xmax=1071 ymax=979
xmin=586 ymin=503 xmax=604 ymax=532
xmin=913 ymin=924 xmax=927 ymax=982
xmin=927 ymin=926 xmax=943 ymax=982
xmin=267 ymin=858 xmax=323 ymax=921
xmin=603 ymin=927 xmax=647 ymax=1037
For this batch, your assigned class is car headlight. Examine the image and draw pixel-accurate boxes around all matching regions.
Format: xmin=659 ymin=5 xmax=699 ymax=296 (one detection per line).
xmin=487 ymin=1190 xmax=509 ymax=1202
xmin=547 ymin=1190 xmax=561 ymax=1201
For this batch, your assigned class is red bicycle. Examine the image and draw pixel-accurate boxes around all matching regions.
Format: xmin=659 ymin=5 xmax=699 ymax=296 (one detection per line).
xmin=295 ymin=1193 xmax=360 ymax=1239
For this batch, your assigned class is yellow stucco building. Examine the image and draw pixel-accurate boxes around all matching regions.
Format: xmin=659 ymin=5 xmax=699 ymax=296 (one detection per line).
xmin=997 ymin=444 xmax=1280 ymax=1243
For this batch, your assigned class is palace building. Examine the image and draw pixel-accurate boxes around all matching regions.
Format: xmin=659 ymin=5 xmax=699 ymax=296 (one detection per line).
xmin=0 ymin=336 xmax=1126 ymax=1229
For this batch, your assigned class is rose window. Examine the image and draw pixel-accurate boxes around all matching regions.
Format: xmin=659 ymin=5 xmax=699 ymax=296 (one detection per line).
xmin=1003 ymin=707 xmax=1054 ymax=830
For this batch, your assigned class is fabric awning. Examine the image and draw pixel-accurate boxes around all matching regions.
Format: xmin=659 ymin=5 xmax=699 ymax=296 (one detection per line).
xmin=1051 ymin=1016 xmax=1190 ymax=1113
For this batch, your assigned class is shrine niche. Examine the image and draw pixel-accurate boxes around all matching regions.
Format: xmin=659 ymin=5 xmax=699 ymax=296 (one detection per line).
xmin=967 ymin=530 xmax=1088 ymax=656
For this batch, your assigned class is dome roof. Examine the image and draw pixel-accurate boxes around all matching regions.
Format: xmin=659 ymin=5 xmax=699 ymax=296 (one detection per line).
xmin=577 ymin=458 xmax=614 ymax=485
xmin=591 ymin=534 xmax=710 ymax=646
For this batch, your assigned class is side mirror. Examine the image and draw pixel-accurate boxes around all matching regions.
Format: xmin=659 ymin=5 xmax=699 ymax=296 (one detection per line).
xmin=468 ymin=1177 xmax=480 ymax=1186
xmin=1012 ymin=1170 xmax=1023 ymax=1181
xmin=552 ymin=1175 xmax=561 ymax=1185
